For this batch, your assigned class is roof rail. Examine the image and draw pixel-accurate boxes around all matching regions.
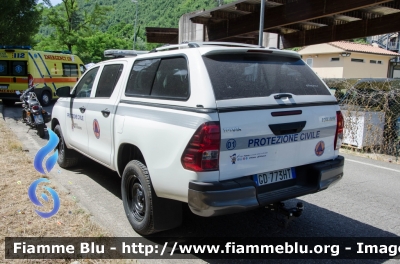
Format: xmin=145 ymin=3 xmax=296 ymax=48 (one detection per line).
xmin=149 ymin=42 xmax=265 ymax=53
xmin=198 ymin=42 xmax=264 ymax=48
xmin=149 ymin=43 xmax=200 ymax=53
xmin=104 ymin=49 xmax=148 ymax=58
xmin=0 ymin=45 xmax=31 ymax=50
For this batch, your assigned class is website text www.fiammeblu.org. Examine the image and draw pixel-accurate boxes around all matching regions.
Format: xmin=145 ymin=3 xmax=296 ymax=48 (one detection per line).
xmin=6 ymin=237 xmax=400 ymax=259
xmin=121 ymin=241 xmax=399 ymax=257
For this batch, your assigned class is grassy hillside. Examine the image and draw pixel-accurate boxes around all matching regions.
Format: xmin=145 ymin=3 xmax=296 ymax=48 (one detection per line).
xmin=34 ymin=0 xmax=236 ymax=62
xmin=93 ymin=0 xmax=220 ymax=30
xmin=39 ymin=0 xmax=236 ymax=35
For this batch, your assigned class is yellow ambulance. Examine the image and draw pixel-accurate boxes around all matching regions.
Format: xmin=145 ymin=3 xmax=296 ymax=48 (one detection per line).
xmin=0 ymin=46 xmax=86 ymax=106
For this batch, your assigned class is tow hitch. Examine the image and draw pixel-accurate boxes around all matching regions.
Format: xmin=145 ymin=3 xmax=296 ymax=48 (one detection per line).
xmin=266 ymin=202 xmax=304 ymax=228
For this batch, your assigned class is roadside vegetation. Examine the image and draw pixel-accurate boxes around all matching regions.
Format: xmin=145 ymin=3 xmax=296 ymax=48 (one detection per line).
xmin=0 ymin=115 xmax=133 ymax=263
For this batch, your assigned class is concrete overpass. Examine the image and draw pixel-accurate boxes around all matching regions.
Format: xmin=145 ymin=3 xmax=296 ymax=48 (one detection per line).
xmin=146 ymin=0 xmax=400 ymax=48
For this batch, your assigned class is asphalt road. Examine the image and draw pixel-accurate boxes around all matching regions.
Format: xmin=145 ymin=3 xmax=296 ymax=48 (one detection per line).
xmin=2 ymin=102 xmax=400 ymax=263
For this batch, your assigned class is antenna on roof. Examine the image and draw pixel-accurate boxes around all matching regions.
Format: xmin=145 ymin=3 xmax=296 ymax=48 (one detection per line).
xmin=104 ymin=49 xmax=148 ymax=58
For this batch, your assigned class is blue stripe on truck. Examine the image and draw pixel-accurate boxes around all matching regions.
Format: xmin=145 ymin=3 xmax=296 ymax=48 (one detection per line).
xmin=220 ymin=126 xmax=336 ymax=151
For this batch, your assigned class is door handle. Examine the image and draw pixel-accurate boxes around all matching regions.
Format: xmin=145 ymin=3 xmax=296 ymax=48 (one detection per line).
xmin=101 ymin=108 xmax=110 ymax=118
xmin=269 ymin=121 xmax=306 ymax=135
xmin=79 ymin=106 xmax=86 ymax=113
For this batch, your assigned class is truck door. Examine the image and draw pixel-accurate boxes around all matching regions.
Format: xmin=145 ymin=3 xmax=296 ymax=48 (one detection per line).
xmin=66 ymin=66 xmax=100 ymax=152
xmin=85 ymin=63 xmax=125 ymax=166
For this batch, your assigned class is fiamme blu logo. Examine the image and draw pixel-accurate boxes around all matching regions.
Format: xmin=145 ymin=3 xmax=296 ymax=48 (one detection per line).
xmin=28 ymin=129 xmax=60 ymax=218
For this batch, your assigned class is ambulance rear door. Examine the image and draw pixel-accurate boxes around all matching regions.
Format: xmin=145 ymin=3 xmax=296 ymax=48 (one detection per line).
xmin=0 ymin=47 xmax=29 ymax=100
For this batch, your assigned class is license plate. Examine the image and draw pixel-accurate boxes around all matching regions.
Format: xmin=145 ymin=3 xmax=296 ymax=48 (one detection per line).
xmin=0 ymin=84 xmax=8 ymax=89
xmin=34 ymin=115 xmax=44 ymax=123
xmin=253 ymin=168 xmax=296 ymax=186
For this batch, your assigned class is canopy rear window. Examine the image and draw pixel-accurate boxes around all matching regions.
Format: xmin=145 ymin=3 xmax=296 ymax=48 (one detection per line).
xmin=202 ymin=54 xmax=330 ymax=100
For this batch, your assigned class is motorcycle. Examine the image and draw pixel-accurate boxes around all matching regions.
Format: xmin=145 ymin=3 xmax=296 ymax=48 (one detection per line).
xmin=16 ymin=84 xmax=51 ymax=138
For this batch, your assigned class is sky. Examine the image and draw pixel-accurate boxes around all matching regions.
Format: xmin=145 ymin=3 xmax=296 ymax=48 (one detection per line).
xmin=38 ymin=0 xmax=63 ymax=6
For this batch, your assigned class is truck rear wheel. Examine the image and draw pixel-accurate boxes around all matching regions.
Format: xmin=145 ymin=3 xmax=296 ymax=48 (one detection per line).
xmin=122 ymin=160 xmax=155 ymax=235
xmin=121 ymin=160 xmax=183 ymax=235
xmin=54 ymin=125 xmax=81 ymax=168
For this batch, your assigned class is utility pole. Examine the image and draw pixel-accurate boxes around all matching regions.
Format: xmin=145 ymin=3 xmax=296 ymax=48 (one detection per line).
xmin=258 ymin=0 xmax=265 ymax=46
xmin=132 ymin=0 xmax=138 ymax=50
xmin=386 ymin=33 xmax=389 ymax=50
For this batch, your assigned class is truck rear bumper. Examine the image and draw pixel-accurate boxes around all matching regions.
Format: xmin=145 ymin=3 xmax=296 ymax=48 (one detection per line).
xmin=188 ymin=156 xmax=344 ymax=217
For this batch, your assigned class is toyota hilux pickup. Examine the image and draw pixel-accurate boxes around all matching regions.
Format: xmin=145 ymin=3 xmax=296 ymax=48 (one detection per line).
xmin=51 ymin=42 xmax=344 ymax=235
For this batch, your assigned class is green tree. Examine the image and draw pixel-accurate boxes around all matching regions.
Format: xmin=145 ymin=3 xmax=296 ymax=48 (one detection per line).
xmin=350 ymin=38 xmax=368 ymax=44
xmin=36 ymin=0 xmax=239 ymax=51
xmin=76 ymin=32 xmax=131 ymax=63
xmin=34 ymin=35 xmax=64 ymax=51
xmin=42 ymin=0 xmax=111 ymax=51
xmin=0 ymin=0 xmax=42 ymax=45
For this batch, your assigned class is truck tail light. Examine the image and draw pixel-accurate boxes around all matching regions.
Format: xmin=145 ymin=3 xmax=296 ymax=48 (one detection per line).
xmin=28 ymin=74 xmax=34 ymax=87
xmin=334 ymin=111 xmax=344 ymax=150
xmin=181 ymin=122 xmax=220 ymax=172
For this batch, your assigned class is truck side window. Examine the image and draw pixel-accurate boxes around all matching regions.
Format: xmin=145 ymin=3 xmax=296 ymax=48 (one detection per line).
xmin=63 ymin=63 xmax=78 ymax=77
xmin=151 ymin=57 xmax=189 ymax=99
xmin=95 ymin=64 xmax=124 ymax=98
xmin=125 ymin=59 xmax=160 ymax=96
xmin=74 ymin=67 xmax=99 ymax=98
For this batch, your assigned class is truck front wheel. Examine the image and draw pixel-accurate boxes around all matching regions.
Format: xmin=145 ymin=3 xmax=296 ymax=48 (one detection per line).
xmin=122 ymin=160 xmax=155 ymax=235
xmin=54 ymin=125 xmax=81 ymax=168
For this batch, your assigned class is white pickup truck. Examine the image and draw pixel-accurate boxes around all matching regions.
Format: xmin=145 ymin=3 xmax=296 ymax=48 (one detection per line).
xmin=51 ymin=42 xmax=344 ymax=235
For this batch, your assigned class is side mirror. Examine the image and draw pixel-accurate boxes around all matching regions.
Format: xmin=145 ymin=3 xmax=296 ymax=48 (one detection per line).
xmin=56 ymin=86 xmax=72 ymax=97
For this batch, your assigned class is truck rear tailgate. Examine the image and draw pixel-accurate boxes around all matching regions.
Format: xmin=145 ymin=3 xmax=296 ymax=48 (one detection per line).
xmin=218 ymin=102 xmax=338 ymax=181
xmin=201 ymin=49 xmax=340 ymax=181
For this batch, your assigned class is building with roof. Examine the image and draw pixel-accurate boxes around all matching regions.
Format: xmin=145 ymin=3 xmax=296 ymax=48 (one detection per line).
xmin=298 ymin=41 xmax=400 ymax=78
